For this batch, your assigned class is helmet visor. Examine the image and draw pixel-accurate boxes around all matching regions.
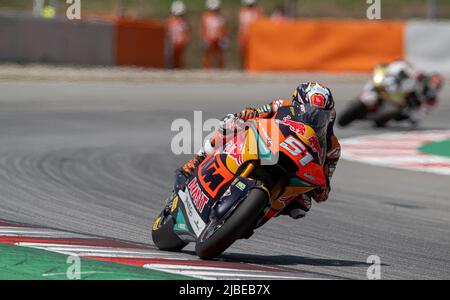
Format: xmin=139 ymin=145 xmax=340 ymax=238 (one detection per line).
xmin=297 ymin=104 xmax=331 ymax=148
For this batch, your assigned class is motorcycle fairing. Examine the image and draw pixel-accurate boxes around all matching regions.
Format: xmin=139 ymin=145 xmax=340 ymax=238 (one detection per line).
xmin=173 ymin=176 xmax=259 ymax=240
xmin=209 ymin=177 xmax=258 ymax=222
xmin=172 ymin=122 xmax=268 ymax=240
xmin=176 ymin=186 xmax=208 ymax=238
xmin=173 ymin=106 xmax=326 ymax=238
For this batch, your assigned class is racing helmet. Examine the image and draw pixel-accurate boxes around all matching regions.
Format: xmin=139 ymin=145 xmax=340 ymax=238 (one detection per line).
xmin=424 ymin=73 xmax=444 ymax=102
xmin=206 ymin=0 xmax=221 ymax=10
xmin=292 ymin=82 xmax=335 ymax=110
xmin=429 ymin=73 xmax=443 ymax=91
xmin=242 ymin=0 xmax=257 ymax=6
xmin=171 ymin=1 xmax=186 ymax=16
xmin=386 ymin=60 xmax=415 ymax=80
xmin=292 ymin=82 xmax=334 ymax=148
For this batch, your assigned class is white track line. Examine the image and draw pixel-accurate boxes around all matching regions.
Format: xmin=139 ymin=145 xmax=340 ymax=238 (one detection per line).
xmin=144 ymin=264 xmax=320 ymax=280
xmin=0 ymin=227 xmax=92 ymax=238
xmin=15 ymin=242 xmax=185 ymax=258
xmin=341 ymin=130 xmax=450 ymax=175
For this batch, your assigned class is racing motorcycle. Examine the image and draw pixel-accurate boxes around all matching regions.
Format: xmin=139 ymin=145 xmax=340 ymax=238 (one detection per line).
xmin=152 ymin=105 xmax=326 ymax=259
xmin=338 ymin=64 xmax=420 ymax=128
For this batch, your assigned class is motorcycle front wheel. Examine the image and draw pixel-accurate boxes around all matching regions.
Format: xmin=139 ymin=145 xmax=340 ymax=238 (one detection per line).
xmin=195 ymin=188 xmax=269 ymax=260
xmin=152 ymin=209 xmax=188 ymax=252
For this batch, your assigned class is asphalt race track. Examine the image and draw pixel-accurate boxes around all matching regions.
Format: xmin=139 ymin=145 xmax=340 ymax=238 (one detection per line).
xmin=0 ymin=78 xmax=449 ymax=279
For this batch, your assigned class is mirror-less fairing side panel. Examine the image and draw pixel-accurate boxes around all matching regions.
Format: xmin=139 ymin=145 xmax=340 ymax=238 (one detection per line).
xmin=210 ymin=177 xmax=259 ymax=222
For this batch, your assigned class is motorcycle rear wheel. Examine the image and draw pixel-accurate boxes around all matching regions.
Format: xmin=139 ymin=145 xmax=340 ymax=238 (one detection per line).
xmin=195 ymin=188 xmax=269 ymax=260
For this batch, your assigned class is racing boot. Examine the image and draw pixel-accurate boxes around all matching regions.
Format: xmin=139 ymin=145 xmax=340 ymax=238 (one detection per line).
xmin=281 ymin=195 xmax=312 ymax=219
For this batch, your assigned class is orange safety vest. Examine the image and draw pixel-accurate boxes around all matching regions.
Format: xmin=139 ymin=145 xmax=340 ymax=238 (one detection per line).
xmin=167 ymin=16 xmax=190 ymax=47
xmin=201 ymin=11 xmax=228 ymax=44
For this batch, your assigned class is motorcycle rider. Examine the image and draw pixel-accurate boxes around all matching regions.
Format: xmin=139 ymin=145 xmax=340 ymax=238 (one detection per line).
xmin=177 ymin=82 xmax=341 ymax=219
xmin=360 ymin=60 xmax=443 ymax=126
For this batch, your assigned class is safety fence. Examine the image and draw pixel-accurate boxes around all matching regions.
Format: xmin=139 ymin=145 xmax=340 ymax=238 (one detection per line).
xmin=246 ymin=19 xmax=450 ymax=75
xmin=1 ymin=13 xmax=449 ymax=74
xmin=0 ymin=13 xmax=166 ymax=68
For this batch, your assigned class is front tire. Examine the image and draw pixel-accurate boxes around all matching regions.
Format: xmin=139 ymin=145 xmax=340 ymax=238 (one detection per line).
xmin=195 ymin=188 xmax=269 ymax=260
xmin=152 ymin=212 xmax=188 ymax=252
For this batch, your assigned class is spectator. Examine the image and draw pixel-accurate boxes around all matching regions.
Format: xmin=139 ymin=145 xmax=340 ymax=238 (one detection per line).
xmin=200 ymin=0 xmax=229 ymax=69
xmin=166 ymin=1 xmax=191 ymax=69
xmin=238 ymin=0 xmax=263 ymax=67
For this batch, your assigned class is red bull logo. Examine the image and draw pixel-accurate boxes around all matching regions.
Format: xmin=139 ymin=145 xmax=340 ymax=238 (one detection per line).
xmin=276 ymin=116 xmax=306 ymax=136
xmin=310 ymin=93 xmax=326 ymax=108
xmin=223 ymin=135 xmax=244 ymax=165
xmin=308 ymin=135 xmax=323 ymax=159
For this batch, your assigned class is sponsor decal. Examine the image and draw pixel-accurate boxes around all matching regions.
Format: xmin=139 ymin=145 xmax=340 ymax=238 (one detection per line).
xmin=171 ymin=196 xmax=179 ymax=212
xmin=310 ymin=93 xmax=326 ymax=108
xmin=199 ymin=155 xmax=235 ymax=198
xmin=178 ymin=189 xmax=206 ymax=236
xmin=280 ymin=136 xmax=314 ymax=166
xmin=276 ymin=115 xmax=306 ymax=136
xmin=235 ymin=181 xmax=246 ymax=191
xmin=187 ymin=178 xmax=209 ymax=214
xmin=223 ymin=136 xmax=244 ymax=165
xmin=307 ymin=135 xmax=323 ymax=158
xmin=152 ymin=217 xmax=161 ymax=231
xmin=303 ymin=173 xmax=316 ymax=182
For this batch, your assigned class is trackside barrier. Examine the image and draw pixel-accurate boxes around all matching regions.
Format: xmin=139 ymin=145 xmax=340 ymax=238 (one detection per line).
xmin=114 ymin=18 xmax=166 ymax=68
xmin=246 ymin=19 xmax=405 ymax=72
xmin=1 ymin=13 xmax=449 ymax=73
xmin=405 ymin=21 xmax=450 ymax=75
xmin=0 ymin=13 xmax=166 ymax=68
xmin=0 ymin=13 xmax=115 ymax=66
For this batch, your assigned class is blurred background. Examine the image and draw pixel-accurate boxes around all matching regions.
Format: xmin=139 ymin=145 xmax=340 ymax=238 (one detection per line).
xmin=1 ymin=0 xmax=450 ymax=71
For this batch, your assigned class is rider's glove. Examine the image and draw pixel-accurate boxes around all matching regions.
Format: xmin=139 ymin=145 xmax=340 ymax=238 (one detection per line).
xmin=237 ymin=108 xmax=259 ymax=121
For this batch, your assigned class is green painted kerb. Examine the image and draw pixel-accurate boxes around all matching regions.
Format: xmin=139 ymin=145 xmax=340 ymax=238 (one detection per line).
xmin=0 ymin=243 xmax=194 ymax=280
xmin=418 ymin=139 xmax=450 ymax=158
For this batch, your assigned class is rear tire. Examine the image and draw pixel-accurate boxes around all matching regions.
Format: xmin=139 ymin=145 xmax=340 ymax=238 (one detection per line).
xmin=152 ymin=212 xmax=188 ymax=252
xmin=338 ymin=101 xmax=367 ymax=127
xmin=195 ymin=188 xmax=269 ymax=260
